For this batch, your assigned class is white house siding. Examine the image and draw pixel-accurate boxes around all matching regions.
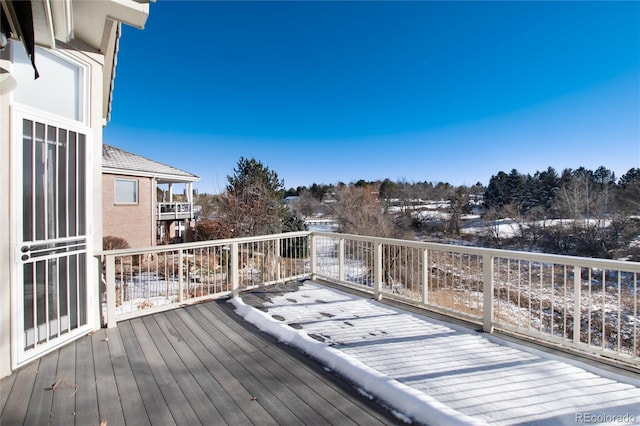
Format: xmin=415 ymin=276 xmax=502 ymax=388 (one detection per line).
xmin=0 ymin=0 xmax=148 ymax=377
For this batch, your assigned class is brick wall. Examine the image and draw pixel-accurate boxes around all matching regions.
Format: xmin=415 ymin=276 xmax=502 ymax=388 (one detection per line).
xmin=102 ymin=173 xmax=155 ymax=248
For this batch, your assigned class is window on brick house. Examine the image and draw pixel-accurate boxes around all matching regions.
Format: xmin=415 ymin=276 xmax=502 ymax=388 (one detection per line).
xmin=114 ymin=178 xmax=138 ymax=204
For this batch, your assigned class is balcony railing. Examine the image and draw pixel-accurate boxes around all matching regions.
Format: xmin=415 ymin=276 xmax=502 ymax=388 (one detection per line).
xmin=157 ymin=202 xmax=193 ymax=220
xmin=101 ymin=231 xmax=640 ymax=367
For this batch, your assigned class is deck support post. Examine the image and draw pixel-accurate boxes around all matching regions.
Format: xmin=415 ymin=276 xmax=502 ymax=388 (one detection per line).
xmin=482 ymin=253 xmax=494 ymax=333
xmin=422 ymin=248 xmax=429 ymax=305
xmin=178 ymin=249 xmax=184 ymax=303
xmin=374 ymin=242 xmax=382 ymax=301
xmin=105 ymin=255 xmax=117 ymax=328
xmin=310 ymin=233 xmax=317 ymax=281
xmin=276 ymin=238 xmax=281 ymax=282
xmin=338 ymin=238 xmax=345 ymax=283
xmin=573 ymin=265 xmax=581 ymax=345
xmin=231 ymin=242 xmax=239 ymax=297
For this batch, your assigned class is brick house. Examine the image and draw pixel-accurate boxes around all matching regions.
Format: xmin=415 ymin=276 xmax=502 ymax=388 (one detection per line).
xmin=102 ymin=144 xmax=200 ymax=248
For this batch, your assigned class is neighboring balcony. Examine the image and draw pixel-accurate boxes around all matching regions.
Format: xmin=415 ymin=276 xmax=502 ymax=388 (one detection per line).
xmin=157 ymin=202 xmax=194 ymax=221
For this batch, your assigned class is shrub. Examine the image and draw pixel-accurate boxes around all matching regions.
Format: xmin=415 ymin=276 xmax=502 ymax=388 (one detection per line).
xmin=103 ymin=236 xmax=130 ymax=250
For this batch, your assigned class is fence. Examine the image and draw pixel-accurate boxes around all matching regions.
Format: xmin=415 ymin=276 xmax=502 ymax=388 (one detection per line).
xmin=101 ymin=232 xmax=310 ymax=325
xmin=310 ymin=232 xmax=639 ymax=367
xmin=101 ymin=231 xmax=639 ymax=366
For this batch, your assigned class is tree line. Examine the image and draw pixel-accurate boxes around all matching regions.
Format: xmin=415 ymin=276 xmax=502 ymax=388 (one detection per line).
xmin=195 ymin=159 xmax=640 ymax=261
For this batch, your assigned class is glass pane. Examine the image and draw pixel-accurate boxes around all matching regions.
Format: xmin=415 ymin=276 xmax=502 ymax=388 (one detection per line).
xmin=12 ymin=43 xmax=83 ymax=121
xmin=36 ymin=260 xmax=46 ymax=343
xmin=78 ymin=253 xmax=86 ymax=326
xmin=46 ymin=126 xmax=57 ymax=240
xmin=34 ymin=123 xmax=45 ymax=241
xmin=57 ymin=129 xmax=67 ymax=238
xmin=58 ymin=256 xmax=68 ymax=331
xmin=78 ymin=134 xmax=86 ymax=235
xmin=68 ymin=132 xmax=77 ymax=236
xmin=23 ymin=263 xmax=34 ymax=332
xmin=69 ymin=254 xmax=78 ymax=329
xmin=22 ymin=120 xmax=33 ymax=241
xmin=114 ymin=179 xmax=138 ymax=203
xmin=48 ymin=258 xmax=59 ymax=324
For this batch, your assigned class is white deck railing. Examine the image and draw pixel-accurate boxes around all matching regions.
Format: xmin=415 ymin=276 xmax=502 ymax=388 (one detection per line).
xmin=101 ymin=231 xmax=640 ymax=367
xmin=157 ymin=202 xmax=194 ymax=220
xmin=101 ymin=232 xmax=310 ymax=324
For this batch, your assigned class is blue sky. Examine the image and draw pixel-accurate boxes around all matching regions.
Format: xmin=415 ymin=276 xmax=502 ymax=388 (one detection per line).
xmin=104 ymin=1 xmax=640 ymax=194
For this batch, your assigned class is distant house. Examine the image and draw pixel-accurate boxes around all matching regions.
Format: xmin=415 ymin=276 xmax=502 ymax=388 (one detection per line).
xmin=102 ymin=144 xmax=200 ymax=248
xmin=0 ymin=0 xmax=150 ymax=378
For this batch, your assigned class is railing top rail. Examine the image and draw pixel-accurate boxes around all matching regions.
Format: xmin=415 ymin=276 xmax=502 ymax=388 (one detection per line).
xmin=99 ymin=229 xmax=640 ymax=271
xmin=311 ymin=231 xmax=640 ymax=271
xmin=99 ymin=231 xmax=312 ymax=256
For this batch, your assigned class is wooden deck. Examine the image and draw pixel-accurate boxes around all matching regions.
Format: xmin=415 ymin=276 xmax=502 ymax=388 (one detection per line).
xmin=1 ymin=299 xmax=400 ymax=426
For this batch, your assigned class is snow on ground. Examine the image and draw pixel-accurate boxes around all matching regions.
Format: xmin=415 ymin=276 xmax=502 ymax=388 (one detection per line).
xmin=231 ymin=281 xmax=640 ymax=426
xmin=461 ymin=218 xmax=615 ymax=239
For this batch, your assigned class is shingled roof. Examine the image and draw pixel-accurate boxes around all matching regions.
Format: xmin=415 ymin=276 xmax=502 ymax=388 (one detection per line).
xmin=102 ymin=144 xmax=199 ymax=182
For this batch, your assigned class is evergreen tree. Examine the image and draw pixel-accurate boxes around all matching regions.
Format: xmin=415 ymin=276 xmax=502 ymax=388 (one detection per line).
xmin=617 ymin=168 xmax=640 ymax=214
xmin=217 ymin=157 xmax=287 ymax=237
xmin=227 ymin=157 xmax=284 ymax=200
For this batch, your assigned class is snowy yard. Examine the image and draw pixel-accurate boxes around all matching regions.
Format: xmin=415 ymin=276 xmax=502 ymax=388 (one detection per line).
xmin=232 ymin=281 xmax=640 ymax=425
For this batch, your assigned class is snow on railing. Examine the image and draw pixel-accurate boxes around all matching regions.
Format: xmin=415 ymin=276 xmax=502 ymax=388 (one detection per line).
xmin=101 ymin=231 xmax=639 ymax=366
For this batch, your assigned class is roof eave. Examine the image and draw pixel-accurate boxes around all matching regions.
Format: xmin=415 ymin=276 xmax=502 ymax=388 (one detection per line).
xmin=103 ymin=166 xmax=200 ymax=184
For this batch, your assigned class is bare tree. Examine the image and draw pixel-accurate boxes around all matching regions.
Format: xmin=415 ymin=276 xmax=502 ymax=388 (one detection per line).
xmin=334 ymin=185 xmax=411 ymax=239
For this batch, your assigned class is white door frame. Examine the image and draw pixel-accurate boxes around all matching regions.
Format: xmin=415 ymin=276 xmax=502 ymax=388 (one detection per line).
xmin=10 ymin=105 xmax=95 ymax=368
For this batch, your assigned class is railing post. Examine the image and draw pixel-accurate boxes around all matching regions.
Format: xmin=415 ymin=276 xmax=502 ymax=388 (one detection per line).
xmin=276 ymin=238 xmax=281 ymax=282
xmin=310 ymin=233 xmax=317 ymax=280
xmin=231 ymin=242 xmax=239 ymax=297
xmin=178 ymin=249 xmax=184 ymax=303
xmin=374 ymin=242 xmax=383 ymax=301
xmin=105 ymin=255 xmax=117 ymax=328
xmin=482 ymin=253 xmax=494 ymax=333
xmin=573 ymin=265 xmax=581 ymax=345
xmin=338 ymin=238 xmax=345 ymax=282
xmin=422 ymin=248 xmax=429 ymax=305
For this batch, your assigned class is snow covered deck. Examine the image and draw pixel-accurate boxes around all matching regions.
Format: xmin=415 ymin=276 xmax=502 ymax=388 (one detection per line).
xmin=235 ymin=281 xmax=640 ymax=425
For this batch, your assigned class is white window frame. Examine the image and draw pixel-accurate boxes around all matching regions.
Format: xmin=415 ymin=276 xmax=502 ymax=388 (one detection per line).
xmin=10 ymin=40 xmax=90 ymax=125
xmin=114 ymin=178 xmax=139 ymax=205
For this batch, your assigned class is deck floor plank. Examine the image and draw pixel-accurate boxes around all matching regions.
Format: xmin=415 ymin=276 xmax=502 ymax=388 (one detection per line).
xmin=186 ymin=305 xmax=310 ymax=425
xmin=117 ymin=320 xmax=177 ymax=426
xmin=74 ymin=334 xmax=100 ymax=426
xmin=152 ymin=313 xmax=238 ymax=425
xmin=23 ymin=350 xmax=58 ymax=426
xmin=168 ymin=309 xmax=279 ymax=425
xmin=205 ymin=300 xmax=392 ymax=426
xmin=192 ymin=303 xmax=351 ymax=425
xmin=91 ymin=330 xmax=125 ymax=426
xmin=0 ymin=370 xmax=17 ymax=415
xmin=49 ymin=341 xmax=77 ymax=426
xmin=140 ymin=315 xmax=224 ymax=425
xmin=129 ymin=317 xmax=202 ymax=425
xmin=106 ymin=327 xmax=151 ymax=426
xmin=1 ymin=358 xmax=39 ymax=424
